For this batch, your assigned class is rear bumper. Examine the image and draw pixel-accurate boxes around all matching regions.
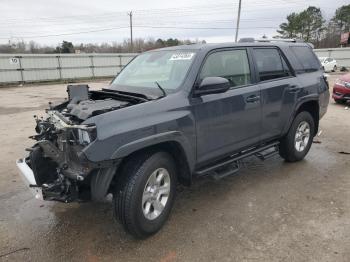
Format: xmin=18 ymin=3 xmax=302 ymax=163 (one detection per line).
xmin=16 ymin=158 xmax=43 ymax=200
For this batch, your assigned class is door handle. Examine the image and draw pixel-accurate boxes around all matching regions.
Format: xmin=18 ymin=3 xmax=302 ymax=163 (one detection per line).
xmin=246 ymin=95 xmax=260 ymax=103
xmin=287 ymin=85 xmax=301 ymax=93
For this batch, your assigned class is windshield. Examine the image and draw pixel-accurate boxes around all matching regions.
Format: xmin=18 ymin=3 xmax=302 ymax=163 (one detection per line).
xmin=111 ymin=50 xmax=196 ymax=96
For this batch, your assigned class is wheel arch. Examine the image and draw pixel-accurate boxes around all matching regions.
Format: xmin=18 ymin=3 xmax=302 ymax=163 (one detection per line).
xmin=117 ymin=141 xmax=193 ymax=186
xmin=111 ymin=131 xmax=195 ymax=187
xmin=289 ymin=99 xmax=320 ymax=136
xmin=286 ymin=99 xmax=319 ymax=136
xmin=296 ymin=100 xmax=319 ymax=136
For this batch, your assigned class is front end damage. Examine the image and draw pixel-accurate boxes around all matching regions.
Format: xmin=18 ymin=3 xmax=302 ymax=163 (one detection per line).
xmin=16 ymin=85 xmax=147 ymax=202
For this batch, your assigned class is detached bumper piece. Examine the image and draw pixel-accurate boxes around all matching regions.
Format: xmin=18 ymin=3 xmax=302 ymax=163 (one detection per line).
xmin=16 ymin=154 xmax=82 ymax=203
xmin=16 ymin=158 xmax=43 ymax=200
xmin=16 ymin=144 xmax=118 ymax=203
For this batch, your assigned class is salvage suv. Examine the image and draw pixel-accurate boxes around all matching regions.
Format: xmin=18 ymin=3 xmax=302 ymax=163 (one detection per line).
xmin=17 ymin=40 xmax=329 ymax=238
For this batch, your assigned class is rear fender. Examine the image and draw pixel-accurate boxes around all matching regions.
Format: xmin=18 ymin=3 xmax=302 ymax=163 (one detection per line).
xmin=282 ymin=95 xmax=319 ymax=136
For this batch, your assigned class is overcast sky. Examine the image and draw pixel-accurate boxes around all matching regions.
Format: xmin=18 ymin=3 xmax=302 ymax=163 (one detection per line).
xmin=0 ymin=0 xmax=348 ymax=46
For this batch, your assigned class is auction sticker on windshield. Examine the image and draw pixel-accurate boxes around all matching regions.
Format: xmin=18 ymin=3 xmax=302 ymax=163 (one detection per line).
xmin=170 ymin=53 xmax=195 ymax=60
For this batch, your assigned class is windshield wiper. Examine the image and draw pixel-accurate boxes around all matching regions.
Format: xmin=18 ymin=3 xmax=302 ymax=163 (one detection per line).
xmin=155 ymin=81 xmax=167 ymax=98
xmin=101 ymin=88 xmax=153 ymax=101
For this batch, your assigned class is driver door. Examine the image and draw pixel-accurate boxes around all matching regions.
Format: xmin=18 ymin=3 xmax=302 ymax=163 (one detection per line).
xmin=191 ymin=48 xmax=262 ymax=164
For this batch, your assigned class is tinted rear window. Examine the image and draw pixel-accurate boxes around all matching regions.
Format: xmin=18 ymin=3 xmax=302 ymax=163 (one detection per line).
xmin=253 ymin=48 xmax=292 ymax=81
xmin=290 ymin=46 xmax=320 ymax=72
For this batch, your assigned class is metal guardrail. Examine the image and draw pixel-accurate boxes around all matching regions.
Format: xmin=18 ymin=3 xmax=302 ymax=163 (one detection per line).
xmin=0 ymin=53 xmax=137 ymax=84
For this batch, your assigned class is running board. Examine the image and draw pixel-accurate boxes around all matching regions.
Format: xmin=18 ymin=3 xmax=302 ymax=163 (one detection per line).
xmin=254 ymin=145 xmax=279 ymax=160
xmin=195 ymin=141 xmax=279 ymax=178
xmin=211 ymin=162 xmax=240 ymax=180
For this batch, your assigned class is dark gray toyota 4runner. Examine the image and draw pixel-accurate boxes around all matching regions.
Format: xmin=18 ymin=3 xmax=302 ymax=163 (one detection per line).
xmin=17 ymin=40 xmax=329 ymax=238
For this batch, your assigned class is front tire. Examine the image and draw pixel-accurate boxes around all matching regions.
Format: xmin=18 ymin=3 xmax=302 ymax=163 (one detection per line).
xmin=113 ymin=151 xmax=177 ymax=238
xmin=279 ymin=111 xmax=315 ymax=162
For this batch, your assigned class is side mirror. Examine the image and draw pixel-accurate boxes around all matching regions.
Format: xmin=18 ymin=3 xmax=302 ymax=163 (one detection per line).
xmin=194 ymin=77 xmax=230 ymax=96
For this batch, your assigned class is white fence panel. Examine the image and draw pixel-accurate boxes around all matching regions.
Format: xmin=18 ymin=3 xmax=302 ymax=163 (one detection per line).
xmin=61 ymin=68 xmax=93 ymax=79
xmin=0 ymin=71 xmax=22 ymax=83
xmin=21 ymin=56 xmax=58 ymax=69
xmin=60 ymin=55 xmax=91 ymax=68
xmin=93 ymin=56 xmax=120 ymax=67
xmin=0 ymin=53 xmax=138 ymax=84
xmin=23 ymin=69 xmax=60 ymax=82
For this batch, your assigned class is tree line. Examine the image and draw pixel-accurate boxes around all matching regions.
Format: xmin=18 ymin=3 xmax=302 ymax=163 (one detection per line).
xmin=276 ymin=4 xmax=350 ymax=48
xmin=0 ymin=38 xmax=205 ymax=54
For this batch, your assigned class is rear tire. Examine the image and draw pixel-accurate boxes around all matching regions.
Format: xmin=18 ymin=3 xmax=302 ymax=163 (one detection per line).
xmin=113 ymin=151 xmax=177 ymax=239
xmin=279 ymin=111 xmax=315 ymax=162
xmin=332 ymin=65 xmax=337 ymax=72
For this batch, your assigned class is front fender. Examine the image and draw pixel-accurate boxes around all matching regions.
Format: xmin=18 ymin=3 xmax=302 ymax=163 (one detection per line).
xmin=111 ymin=130 xmax=195 ymax=171
xmin=112 ymin=131 xmax=191 ymax=160
xmin=81 ymin=94 xmax=196 ymax=170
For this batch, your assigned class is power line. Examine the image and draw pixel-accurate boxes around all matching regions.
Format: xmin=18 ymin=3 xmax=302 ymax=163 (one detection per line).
xmin=0 ymin=26 xmax=129 ymax=40
xmin=0 ymin=25 xmax=278 ymax=40
xmin=0 ymin=0 xmax=334 ymax=24
xmin=0 ymin=0 xmax=335 ymax=42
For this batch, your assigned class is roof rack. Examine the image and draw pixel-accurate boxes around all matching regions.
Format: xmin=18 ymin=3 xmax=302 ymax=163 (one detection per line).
xmin=238 ymin=38 xmax=304 ymax=43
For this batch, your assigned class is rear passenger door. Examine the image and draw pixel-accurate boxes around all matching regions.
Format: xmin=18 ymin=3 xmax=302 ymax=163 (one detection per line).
xmin=252 ymin=47 xmax=299 ymax=141
xmin=192 ymin=48 xmax=262 ymax=164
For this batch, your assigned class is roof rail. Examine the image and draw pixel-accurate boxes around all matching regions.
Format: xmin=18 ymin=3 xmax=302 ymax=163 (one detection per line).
xmin=239 ymin=38 xmax=304 ymax=43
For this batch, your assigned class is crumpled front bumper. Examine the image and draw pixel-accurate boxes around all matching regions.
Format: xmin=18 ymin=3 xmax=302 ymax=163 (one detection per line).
xmin=16 ymin=158 xmax=43 ymax=200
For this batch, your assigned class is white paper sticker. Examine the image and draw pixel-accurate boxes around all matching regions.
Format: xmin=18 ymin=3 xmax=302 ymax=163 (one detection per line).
xmin=9 ymin=57 xmax=19 ymax=65
xmin=170 ymin=53 xmax=195 ymax=61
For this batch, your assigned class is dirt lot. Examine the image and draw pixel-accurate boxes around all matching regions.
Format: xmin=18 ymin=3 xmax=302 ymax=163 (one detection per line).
xmin=0 ymin=75 xmax=349 ymax=262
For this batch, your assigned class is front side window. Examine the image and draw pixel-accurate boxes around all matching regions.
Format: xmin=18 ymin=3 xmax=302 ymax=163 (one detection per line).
xmin=254 ymin=48 xmax=291 ymax=81
xmin=199 ymin=49 xmax=251 ymax=88
xmin=111 ymin=50 xmax=196 ymax=96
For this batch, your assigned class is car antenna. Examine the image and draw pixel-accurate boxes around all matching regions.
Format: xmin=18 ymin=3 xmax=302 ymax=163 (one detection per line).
xmin=155 ymin=81 xmax=167 ymax=98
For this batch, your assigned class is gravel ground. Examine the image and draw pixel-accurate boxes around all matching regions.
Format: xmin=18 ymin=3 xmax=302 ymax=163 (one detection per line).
xmin=0 ymin=75 xmax=349 ymax=262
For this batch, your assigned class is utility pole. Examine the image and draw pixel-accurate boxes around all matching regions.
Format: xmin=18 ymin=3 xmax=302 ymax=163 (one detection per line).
xmin=235 ymin=0 xmax=242 ymax=43
xmin=127 ymin=11 xmax=133 ymax=51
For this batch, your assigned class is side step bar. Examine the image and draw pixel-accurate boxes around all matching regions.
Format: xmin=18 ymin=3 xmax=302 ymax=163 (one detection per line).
xmin=195 ymin=141 xmax=279 ymax=179
xmin=255 ymin=144 xmax=279 ymax=160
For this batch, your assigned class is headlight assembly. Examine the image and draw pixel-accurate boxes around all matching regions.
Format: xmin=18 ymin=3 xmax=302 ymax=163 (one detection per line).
xmin=72 ymin=126 xmax=97 ymax=146
xmin=78 ymin=129 xmax=91 ymax=145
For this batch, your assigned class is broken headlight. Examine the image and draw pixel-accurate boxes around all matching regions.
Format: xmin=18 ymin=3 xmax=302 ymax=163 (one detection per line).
xmin=78 ymin=129 xmax=91 ymax=144
xmin=74 ymin=126 xmax=97 ymax=146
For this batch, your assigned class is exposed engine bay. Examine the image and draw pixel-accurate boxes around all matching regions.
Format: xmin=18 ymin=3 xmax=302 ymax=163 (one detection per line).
xmin=25 ymin=85 xmax=148 ymax=202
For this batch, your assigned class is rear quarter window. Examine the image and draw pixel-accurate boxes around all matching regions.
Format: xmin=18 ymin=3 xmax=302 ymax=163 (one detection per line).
xmin=290 ymin=46 xmax=320 ymax=73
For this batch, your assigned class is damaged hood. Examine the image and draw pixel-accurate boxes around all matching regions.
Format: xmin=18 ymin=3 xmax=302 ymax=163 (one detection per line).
xmin=67 ymin=99 xmax=129 ymax=121
xmin=54 ymin=85 xmax=150 ymax=124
